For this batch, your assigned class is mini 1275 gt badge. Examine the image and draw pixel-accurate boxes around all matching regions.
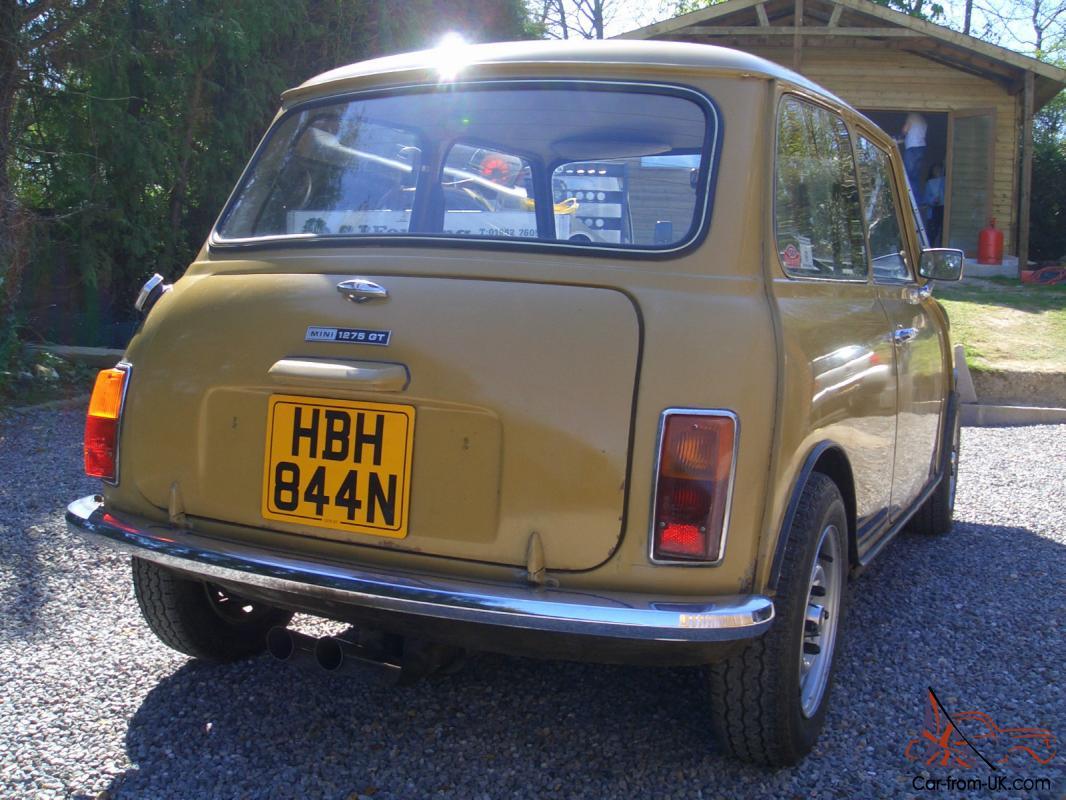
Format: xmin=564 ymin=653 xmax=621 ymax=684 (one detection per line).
xmin=305 ymin=326 xmax=392 ymax=346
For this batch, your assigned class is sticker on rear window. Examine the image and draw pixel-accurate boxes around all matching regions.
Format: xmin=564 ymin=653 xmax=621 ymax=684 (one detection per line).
xmin=305 ymin=326 xmax=391 ymax=346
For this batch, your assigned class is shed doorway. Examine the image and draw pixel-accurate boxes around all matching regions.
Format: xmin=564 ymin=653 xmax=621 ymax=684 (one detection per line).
xmin=857 ymin=111 xmax=997 ymax=254
xmin=859 ymin=109 xmax=994 ymax=256
xmin=860 ymin=110 xmax=948 ymax=247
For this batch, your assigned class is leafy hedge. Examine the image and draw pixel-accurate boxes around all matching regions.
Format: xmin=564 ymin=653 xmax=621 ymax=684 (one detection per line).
xmin=1030 ymin=91 xmax=1066 ymax=263
xmin=1 ymin=0 xmax=533 ymax=394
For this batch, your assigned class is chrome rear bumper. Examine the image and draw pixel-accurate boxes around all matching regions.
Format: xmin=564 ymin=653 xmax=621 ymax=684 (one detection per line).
xmin=66 ymin=495 xmax=774 ymax=644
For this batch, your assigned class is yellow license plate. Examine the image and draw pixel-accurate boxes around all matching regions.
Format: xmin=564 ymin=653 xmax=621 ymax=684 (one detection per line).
xmin=261 ymin=395 xmax=415 ymax=538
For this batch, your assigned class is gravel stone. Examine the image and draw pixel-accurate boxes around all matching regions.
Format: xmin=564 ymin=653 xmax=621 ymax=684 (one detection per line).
xmin=0 ymin=408 xmax=1063 ymax=799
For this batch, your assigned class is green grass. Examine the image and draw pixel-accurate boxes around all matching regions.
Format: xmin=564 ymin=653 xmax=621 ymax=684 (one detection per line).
xmin=936 ymin=278 xmax=1066 ymax=373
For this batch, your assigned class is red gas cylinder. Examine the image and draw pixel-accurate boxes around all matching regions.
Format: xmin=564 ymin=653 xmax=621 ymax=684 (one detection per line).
xmin=978 ymin=218 xmax=1004 ymax=265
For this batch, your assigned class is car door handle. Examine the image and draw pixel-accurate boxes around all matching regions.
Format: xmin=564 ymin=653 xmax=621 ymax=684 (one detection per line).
xmin=269 ymin=358 xmax=409 ymax=391
xmin=337 ymin=278 xmax=388 ymax=303
xmin=893 ymin=327 xmax=919 ymax=345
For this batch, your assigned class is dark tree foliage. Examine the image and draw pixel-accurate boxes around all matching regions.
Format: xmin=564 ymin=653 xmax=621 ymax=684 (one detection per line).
xmin=870 ymin=0 xmax=946 ymax=21
xmin=3 ymin=0 xmax=531 ymax=361
xmin=2 ymin=2 xmax=99 ymax=376
xmin=1030 ymin=91 xmax=1066 ymax=262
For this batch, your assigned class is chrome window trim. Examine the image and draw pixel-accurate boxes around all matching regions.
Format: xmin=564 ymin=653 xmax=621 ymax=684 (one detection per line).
xmin=207 ymin=78 xmax=722 ymax=258
xmin=648 ymin=408 xmax=740 ymax=567
xmin=103 ymin=361 xmax=133 ymax=487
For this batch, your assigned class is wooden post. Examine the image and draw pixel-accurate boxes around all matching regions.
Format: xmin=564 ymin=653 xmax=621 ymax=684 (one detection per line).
xmin=793 ymin=0 xmax=804 ymax=71
xmin=1018 ymin=70 xmax=1034 ymax=269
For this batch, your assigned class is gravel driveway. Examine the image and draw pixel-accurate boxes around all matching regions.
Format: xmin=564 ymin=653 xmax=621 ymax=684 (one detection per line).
xmin=1 ymin=408 xmax=1063 ymax=800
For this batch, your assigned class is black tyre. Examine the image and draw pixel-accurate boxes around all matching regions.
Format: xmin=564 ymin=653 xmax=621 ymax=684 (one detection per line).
xmin=132 ymin=557 xmax=293 ymax=662
xmin=709 ymin=473 xmax=848 ymax=766
xmin=908 ymin=399 xmax=960 ymax=536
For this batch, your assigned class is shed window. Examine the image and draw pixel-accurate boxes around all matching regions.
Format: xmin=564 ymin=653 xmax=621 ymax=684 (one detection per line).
xmin=775 ymin=98 xmax=867 ymax=280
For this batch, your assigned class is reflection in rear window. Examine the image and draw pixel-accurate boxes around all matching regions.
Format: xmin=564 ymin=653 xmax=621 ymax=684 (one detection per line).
xmin=215 ymin=85 xmax=715 ymax=250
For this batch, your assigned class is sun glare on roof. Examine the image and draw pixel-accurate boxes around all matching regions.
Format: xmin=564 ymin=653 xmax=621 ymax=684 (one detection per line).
xmin=431 ymin=32 xmax=470 ymax=82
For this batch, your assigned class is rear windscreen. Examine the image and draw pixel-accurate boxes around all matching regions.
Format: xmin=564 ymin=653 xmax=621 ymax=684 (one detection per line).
xmin=214 ymin=84 xmax=717 ymax=251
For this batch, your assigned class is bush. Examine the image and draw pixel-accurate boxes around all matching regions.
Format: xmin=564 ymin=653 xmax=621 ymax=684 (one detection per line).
xmin=1030 ymin=90 xmax=1066 ymax=263
xmin=1030 ymin=140 xmax=1066 ymax=263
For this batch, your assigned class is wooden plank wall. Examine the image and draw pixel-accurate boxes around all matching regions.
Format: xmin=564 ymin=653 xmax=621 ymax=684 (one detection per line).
xmin=626 ymin=165 xmax=696 ymax=244
xmin=744 ymin=47 xmax=1020 ymax=253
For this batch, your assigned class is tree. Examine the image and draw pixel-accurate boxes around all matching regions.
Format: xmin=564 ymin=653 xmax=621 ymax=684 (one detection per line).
xmin=534 ymin=0 xmax=571 ymax=37
xmin=1030 ymin=79 xmax=1065 ymax=261
xmin=1 ymin=0 xmax=533 ymax=385
xmin=532 ymin=0 xmax=671 ymax=38
xmin=966 ymin=0 xmax=1065 ymax=55
xmin=1 ymin=1 xmax=97 ymax=377
xmin=868 ymin=0 xmax=946 ymax=20
xmin=534 ymin=0 xmax=613 ymax=38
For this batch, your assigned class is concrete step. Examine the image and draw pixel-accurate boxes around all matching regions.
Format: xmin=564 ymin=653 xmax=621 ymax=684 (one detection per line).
xmin=23 ymin=344 xmax=125 ymax=367
xmin=961 ymin=403 xmax=1066 ymax=427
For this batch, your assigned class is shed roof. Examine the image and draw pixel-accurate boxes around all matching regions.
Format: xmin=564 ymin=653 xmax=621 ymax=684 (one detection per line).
xmin=618 ymin=0 xmax=1066 ymax=108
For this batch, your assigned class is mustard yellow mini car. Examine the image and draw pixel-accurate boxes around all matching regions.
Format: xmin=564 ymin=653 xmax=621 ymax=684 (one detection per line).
xmin=67 ymin=39 xmax=963 ymax=767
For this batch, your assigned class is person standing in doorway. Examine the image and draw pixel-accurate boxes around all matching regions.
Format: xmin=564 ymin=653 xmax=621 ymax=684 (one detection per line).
xmin=901 ymin=113 xmax=927 ymax=200
xmin=923 ymin=163 xmax=946 ymax=247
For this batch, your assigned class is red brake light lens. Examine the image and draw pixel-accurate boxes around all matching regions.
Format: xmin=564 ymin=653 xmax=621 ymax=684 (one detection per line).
xmin=84 ymin=367 xmax=129 ymax=481
xmin=659 ymin=522 xmax=705 ymax=558
xmin=652 ymin=413 xmax=736 ymax=562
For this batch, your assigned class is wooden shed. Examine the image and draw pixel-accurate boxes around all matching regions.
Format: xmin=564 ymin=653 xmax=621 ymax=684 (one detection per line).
xmin=620 ymin=0 xmax=1066 ymax=266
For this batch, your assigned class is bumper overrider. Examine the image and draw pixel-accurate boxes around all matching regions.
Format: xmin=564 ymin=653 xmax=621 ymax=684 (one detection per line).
xmin=66 ymin=495 xmax=774 ymax=648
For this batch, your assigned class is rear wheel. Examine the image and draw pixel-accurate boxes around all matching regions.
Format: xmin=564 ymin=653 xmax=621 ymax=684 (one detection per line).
xmin=908 ymin=400 xmax=960 ymax=536
xmin=132 ymin=558 xmax=293 ymax=662
xmin=708 ymin=473 xmax=848 ymax=766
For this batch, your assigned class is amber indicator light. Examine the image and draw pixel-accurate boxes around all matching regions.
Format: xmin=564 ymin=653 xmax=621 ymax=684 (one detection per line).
xmin=84 ymin=368 xmax=128 ymax=481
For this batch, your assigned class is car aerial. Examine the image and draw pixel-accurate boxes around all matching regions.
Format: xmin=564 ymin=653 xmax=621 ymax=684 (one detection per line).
xmin=67 ymin=39 xmax=964 ymax=767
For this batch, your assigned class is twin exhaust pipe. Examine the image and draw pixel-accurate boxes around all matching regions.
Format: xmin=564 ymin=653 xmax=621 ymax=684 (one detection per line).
xmin=266 ymin=626 xmax=461 ymax=685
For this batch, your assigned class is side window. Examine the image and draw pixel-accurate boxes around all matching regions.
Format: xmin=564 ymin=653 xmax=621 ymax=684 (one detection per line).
xmin=855 ymin=137 xmax=911 ymax=281
xmin=440 ymin=144 xmax=539 ymax=238
xmin=775 ymin=98 xmax=867 ymax=280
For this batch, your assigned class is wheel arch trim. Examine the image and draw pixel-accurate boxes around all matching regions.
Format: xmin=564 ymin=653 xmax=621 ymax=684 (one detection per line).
xmin=766 ymin=441 xmax=857 ymax=593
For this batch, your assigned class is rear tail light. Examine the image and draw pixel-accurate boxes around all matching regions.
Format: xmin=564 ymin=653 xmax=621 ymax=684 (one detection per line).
xmin=651 ymin=411 xmax=737 ymax=563
xmin=84 ymin=366 xmax=130 ymax=482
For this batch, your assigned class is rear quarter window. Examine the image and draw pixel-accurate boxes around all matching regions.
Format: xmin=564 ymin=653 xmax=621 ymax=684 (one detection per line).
xmin=774 ymin=97 xmax=867 ymax=280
